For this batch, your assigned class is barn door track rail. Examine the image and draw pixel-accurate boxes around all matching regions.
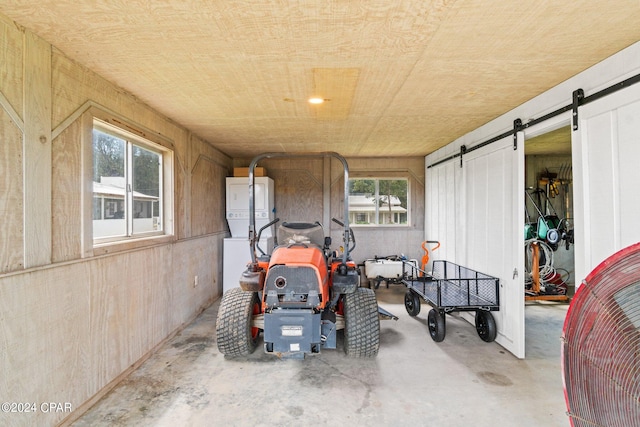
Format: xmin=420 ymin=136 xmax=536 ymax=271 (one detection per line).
xmin=427 ymin=71 xmax=640 ymax=169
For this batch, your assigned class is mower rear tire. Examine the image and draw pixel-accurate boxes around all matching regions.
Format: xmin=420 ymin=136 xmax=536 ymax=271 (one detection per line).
xmin=343 ymin=287 xmax=380 ymax=357
xmin=216 ymin=288 xmax=261 ymax=357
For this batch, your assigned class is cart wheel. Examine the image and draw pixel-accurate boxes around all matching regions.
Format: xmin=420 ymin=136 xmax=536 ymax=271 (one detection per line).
xmin=428 ymin=309 xmax=446 ymax=342
xmin=475 ymin=310 xmax=497 ymax=342
xmin=404 ymin=290 xmax=421 ymax=316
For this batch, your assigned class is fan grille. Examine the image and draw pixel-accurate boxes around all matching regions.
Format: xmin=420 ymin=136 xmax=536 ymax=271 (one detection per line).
xmin=562 ymin=242 xmax=640 ymax=426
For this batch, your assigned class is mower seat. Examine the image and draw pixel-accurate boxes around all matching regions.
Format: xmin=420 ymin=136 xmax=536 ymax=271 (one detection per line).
xmin=278 ymin=222 xmax=325 ymax=247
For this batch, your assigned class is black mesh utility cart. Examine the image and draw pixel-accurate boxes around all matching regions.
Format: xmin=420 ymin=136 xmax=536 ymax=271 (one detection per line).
xmin=402 ymin=260 xmax=500 ymax=342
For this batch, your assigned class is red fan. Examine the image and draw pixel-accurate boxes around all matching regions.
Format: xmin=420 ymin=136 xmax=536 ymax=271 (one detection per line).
xmin=562 ymin=242 xmax=640 ymax=426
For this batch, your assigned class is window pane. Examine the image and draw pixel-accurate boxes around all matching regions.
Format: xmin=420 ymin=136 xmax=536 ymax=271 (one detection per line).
xmin=132 ymin=145 xmax=162 ymax=234
xmin=349 ymin=179 xmax=376 ymax=225
xmin=93 ymin=129 xmax=126 ymax=238
xmin=379 ymin=179 xmax=408 ymax=225
xmin=348 ymin=178 xmax=408 ymax=226
xmin=92 ymin=119 xmax=170 ymax=244
xmin=93 ymin=197 xmax=102 ymax=220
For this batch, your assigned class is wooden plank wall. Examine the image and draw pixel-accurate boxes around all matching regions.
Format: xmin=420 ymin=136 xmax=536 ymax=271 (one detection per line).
xmin=22 ymin=31 xmax=52 ymax=268
xmin=234 ymin=156 xmax=426 ymax=263
xmin=339 ymin=157 xmax=426 ymax=263
xmin=0 ymin=16 xmax=231 ymax=427
xmin=0 ymin=15 xmax=24 ymax=273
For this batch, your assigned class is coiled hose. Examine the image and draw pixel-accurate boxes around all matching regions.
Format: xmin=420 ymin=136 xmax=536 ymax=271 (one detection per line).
xmin=524 ymin=239 xmax=555 ymax=289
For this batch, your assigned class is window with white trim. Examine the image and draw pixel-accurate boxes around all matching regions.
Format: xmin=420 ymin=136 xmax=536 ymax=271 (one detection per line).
xmin=92 ymin=119 xmax=170 ymax=242
xmin=348 ymin=178 xmax=409 ymax=226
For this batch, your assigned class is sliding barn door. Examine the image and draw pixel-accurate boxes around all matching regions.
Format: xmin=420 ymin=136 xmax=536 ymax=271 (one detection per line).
xmin=573 ymin=82 xmax=640 ymax=285
xmin=462 ymin=134 xmax=525 ymax=358
xmin=425 ymin=160 xmax=458 ymax=264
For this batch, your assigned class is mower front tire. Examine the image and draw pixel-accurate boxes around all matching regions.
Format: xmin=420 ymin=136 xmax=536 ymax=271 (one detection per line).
xmin=216 ymin=288 xmax=261 ymax=357
xmin=343 ymin=287 xmax=380 ymax=357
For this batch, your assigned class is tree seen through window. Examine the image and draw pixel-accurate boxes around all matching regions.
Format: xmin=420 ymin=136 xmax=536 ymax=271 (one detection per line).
xmin=93 ymin=124 xmax=162 ymax=239
xmin=348 ymin=178 xmax=408 ymax=225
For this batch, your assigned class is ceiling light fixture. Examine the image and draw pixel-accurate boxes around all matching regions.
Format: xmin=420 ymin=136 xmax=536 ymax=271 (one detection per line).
xmin=308 ymin=97 xmax=324 ymax=104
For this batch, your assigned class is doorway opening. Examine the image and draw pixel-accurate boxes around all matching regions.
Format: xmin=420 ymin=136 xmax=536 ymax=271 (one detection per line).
xmin=524 ymin=125 xmax=575 ymax=299
xmin=523 ymin=124 xmax=574 ymax=360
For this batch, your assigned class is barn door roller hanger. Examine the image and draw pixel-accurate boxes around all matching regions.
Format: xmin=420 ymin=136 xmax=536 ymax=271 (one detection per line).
xmin=427 ymin=70 xmax=640 ymax=169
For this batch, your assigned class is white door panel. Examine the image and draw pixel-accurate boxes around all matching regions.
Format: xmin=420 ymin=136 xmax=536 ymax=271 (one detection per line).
xmin=426 ymin=135 xmax=525 ymax=358
xmin=463 ymin=134 xmax=525 ymax=358
xmin=426 ymin=160 xmax=458 ymax=264
xmin=574 ymin=83 xmax=640 ymax=284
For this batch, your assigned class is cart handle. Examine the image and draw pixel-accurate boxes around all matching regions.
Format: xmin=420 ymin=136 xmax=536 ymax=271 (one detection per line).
xmin=420 ymin=240 xmax=440 ymax=276
xmin=422 ymin=240 xmax=440 ymax=251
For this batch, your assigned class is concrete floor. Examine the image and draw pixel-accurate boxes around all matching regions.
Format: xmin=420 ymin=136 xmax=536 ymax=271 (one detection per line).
xmin=72 ymin=285 xmax=570 ymax=427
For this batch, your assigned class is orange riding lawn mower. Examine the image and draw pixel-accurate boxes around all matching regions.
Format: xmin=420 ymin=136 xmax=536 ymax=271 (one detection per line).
xmin=216 ymin=152 xmax=394 ymax=359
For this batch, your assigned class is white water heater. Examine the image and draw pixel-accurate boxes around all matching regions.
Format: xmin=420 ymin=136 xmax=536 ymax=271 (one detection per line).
xmin=225 ymin=176 xmax=274 ymax=237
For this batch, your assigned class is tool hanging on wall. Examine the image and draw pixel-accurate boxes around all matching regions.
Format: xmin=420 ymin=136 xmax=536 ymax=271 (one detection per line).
xmin=525 ymin=188 xmax=561 ymax=249
xmin=549 ymin=180 xmax=560 ymax=198
xmin=558 ymin=163 xmax=574 ymax=250
xmin=525 ymin=187 xmax=573 ymax=251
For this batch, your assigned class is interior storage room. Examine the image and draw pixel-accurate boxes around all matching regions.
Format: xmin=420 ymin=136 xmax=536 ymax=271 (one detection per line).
xmin=524 ymin=126 xmax=574 ymax=299
xmin=1 ymin=3 xmax=640 ymax=427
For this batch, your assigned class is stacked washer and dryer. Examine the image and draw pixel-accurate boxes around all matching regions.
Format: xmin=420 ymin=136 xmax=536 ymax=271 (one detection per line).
xmin=223 ymin=176 xmax=275 ymax=293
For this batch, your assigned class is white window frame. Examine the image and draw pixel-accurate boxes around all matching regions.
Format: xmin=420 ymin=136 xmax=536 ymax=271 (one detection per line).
xmin=83 ymin=110 xmax=174 ymax=254
xmin=348 ymin=177 xmax=410 ymax=227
